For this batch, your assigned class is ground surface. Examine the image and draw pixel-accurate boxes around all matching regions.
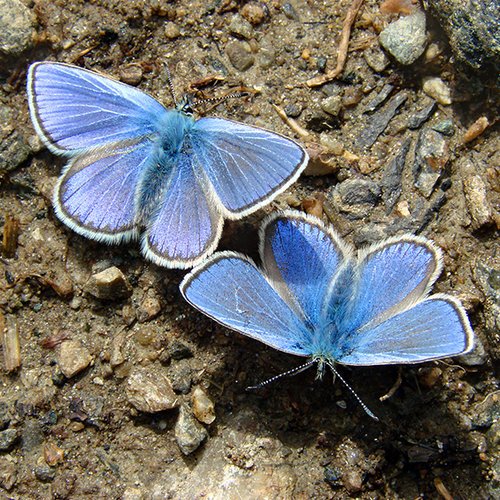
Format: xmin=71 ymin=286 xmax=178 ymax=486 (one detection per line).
xmin=0 ymin=0 xmax=498 ymax=499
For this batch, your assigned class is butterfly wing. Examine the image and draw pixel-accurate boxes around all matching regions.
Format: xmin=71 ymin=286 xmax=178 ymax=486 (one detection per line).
xmin=345 ymin=236 xmax=443 ymax=331
xmin=27 ymin=61 xmax=166 ymax=153
xmin=54 ymin=138 xmax=154 ymax=242
xmin=191 ymin=117 xmax=308 ymax=217
xmin=141 ymin=152 xmax=223 ymax=269
xmin=335 ymin=295 xmax=474 ymax=365
xmin=261 ymin=211 xmax=351 ymax=326
xmin=181 ymin=252 xmax=312 ymax=356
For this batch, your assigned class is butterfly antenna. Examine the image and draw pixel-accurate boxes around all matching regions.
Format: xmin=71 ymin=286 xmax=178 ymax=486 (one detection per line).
xmin=246 ymin=360 xmax=316 ymax=391
xmin=164 ymin=65 xmax=179 ymax=107
xmin=326 ymin=361 xmax=379 ymax=421
xmin=191 ymin=92 xmax=249 ymax=109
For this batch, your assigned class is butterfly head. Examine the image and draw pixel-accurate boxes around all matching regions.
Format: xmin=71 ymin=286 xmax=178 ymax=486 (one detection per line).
xmin=176 ymin=95 xmax=195 ymax=116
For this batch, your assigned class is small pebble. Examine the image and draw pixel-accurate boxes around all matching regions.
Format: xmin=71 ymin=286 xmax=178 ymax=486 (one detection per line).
xmin=284 ymin=103 xmax=302 ymax=118
xmin=84 ymin=266 xmax=132 ymax=300
xmin=379 ymin=11 xmax=428 ymax=65
xmin=320 ymin=95 xmax=342 ymax=116
xmin=126 ymin=367 xmax=179 ymax=413
xmin=119 ymin=65 xmax=143 ymax=86
xmin=463 ymin=116 xmax=489 ymax=144
xmin=343 ymin=469 xmax=363 ymax=494
xmin=57 ymin=340 xmax=92 ymax=378
xmin=241 ymin=2 xmax=267 ymax=25
xmin=407 ymin=100 xmax=436 ymax=129
xmin=0 ymin=459 xmax=16 ymax=490
xmin=463 ymin=174 xmax=492 ymax=229
xmin=363 ymin=46 xmax=390 ymax=72
xmin=43 ymin=442 xmax=64 ymax=466
xmin=422 ymin=76 xmax=452 ymax=105
xmin=229 ymin=15 xmax=254 ymax=40
xmin=0 ymin=428 xmax=18 ymax=451
xmin=34 ymin=461 xmax=56 ymax=483
xmin=191 ymin=387 xmax=216 ymax=424
xmin=226 ymin=40 xmax=254 ymax=71
xmin=282 ymin=2 xmax=299 ymax=20
xmin=175 ymin=405 xmax=208 ymax=455
xmin=432 ymin=119 xmax=454 ymax=136
xmin=169 ymin=340 xmax=193 ymax=360
xmin=136 ymin=289 xmax=162 ymax=323
xmin=164 ymin=22 xmax=181 ymax=40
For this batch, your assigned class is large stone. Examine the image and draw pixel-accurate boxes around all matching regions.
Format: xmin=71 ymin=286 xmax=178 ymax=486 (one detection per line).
xmin=126 ymin=367 xmax=179 ymax=413
xmin=84 ymin=266 xmax=132 ymax=300
xmin=379 ymin=11 xmax=427 ymax=65
xmin=175 ymin=405 xmax=208 ymax=455
xmin=0 ymin=0 xmax=36 ymax=57
xmin=57 ymin=340 xmax=92 ymax=378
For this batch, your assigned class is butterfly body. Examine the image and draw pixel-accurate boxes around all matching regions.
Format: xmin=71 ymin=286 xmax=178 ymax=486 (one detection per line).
xmin=28 ymin=62 xmax=308 ymax=268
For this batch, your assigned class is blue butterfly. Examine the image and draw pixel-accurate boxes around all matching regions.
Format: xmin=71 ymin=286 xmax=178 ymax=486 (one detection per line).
xmin=27 ymin=62 xmax=308 ymax=268
xmin=181 ymin=210 xmax=474 ymax=416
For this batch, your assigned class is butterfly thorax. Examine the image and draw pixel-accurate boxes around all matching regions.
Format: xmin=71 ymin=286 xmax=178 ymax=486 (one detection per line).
xmin=154 ymin=110 xmax=195 ymax=159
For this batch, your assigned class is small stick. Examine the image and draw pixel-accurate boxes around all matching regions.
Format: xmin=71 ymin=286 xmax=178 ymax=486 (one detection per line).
xmin=272 ymin=103 xmax=311 ymax=139
xmin=379 ymin=367 xmax=402 ymax=401
xmin=306 ymin=0 xmax=365 ymax=88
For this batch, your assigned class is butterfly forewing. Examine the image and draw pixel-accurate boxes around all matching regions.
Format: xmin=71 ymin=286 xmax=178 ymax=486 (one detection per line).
xmin=192 ymin=118 xmax=308 ymax=217
xmin=181 ymin=253 xmax=312 ymax=356
xmin=28 ymin=62 xmax=166 ymax=153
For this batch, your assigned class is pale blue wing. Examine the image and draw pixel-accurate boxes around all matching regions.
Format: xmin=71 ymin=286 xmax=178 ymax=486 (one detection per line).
xmin=27 ymin=62 xmax=167 ymax=153
xmin=191 ymin=117 xmax=308 ymax=217
xmin=181 ymin=253 xmax=313 ymax=356
xmin=344 ymin=236 xmax=442 ymax=332
xmin=54 ymin=138 xmax=154 ymax=242
xmin=141 ymin=153 xmax=222 ymax=269
xmin=261 ymin=211 xmax=350 ymax=327
xmin=334 ymin=296 xmax=474 ymax=365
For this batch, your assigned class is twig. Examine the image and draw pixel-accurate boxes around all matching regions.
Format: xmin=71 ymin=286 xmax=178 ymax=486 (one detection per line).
xmin=272 ymin=103 xmax=311 ymax=139
xmin=379 ymin=367 xmax=402 ymax=401
xmin=306 ymin=0 xmax=365 ymax=87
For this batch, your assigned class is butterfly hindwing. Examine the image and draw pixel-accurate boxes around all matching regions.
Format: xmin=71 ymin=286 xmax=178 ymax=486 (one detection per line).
xmin=141 ymin=152 xmax=223 ymax=268
xmin=346 ymin=237 xmax=443 ymax=331
xmin=54 ymin=138 xmax=154 ymax=242
xmin=28 ymin=61 xmax=166 ymax=153
xmin=261 ymin=210 xmax=350 ymax=326
xmin=181 ymin=253 xmax=312 ymax=355
xmin=335 ymin=295 xmax=474 ymax=365
xmin=192 ymin=117 xmax=308 ymax=217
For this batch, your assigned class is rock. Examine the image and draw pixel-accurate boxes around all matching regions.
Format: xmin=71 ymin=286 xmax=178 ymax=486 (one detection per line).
xmin=343 ymin=469 xmax=363 ymax=494
xmin=122 ymin=487 xmax=144 ymax=500
xmin=164 ymin=22 xmax=181 ymax=40
xmin=169 ymin=359 xmax=193 ymax=394
xmin=0 ymin=401 xmax=11 ymax=430
xmin=363 ymin=46 xmax=390 ymax=72
xmin=0 ymin=0 xmax=36 ymax=58
xmin=0 ymin=458 xmax=16 ymax=491
xmin=126 ymin=367 xmax=179 ymax=413
xmin=422 ymin=77 xmax=452 ymax=105
xmin=407 ymin=99 xmax=437 ymax=129
xmin=169 ymin=340 xmax=194 ymax=360
xmin=229 ymin=15 xmax=254 ymax=40
xmin=119 ymin=65 xmax=143 ymax=86
xmin=381 ymin=137 xmax=411 ymax=213
xmin=364 ymin=84 xmax=394 ymax=113
xmin=356 ymin=92 xmax=407 ymax=149
xmin=84 ymin=266 xmax=132 ymax=300
xmin=241 ymin=2 xmax=268 ymax=25
xmin=462 ymin=174 xmax=492 ymax=229
xmin=175 ymin=405 xmax=208 ymax=455
xmin=331 ymin=179 xmax=381 ymax=219
xmin=282 ymin=2 xmax=300 ymax=21
xmin=283 ymin=103 xmax=302 ymax=118
xmin=0 ymin=428 xmax=18 ymax=451
xmin=320 ymin=95 xmax=342 ymax=116
xmin=0 ymin=105 xmax=31 ymax=174
xmin=471 ymin=391 xmax=500 ymax=428
xmin=226 ymin=40 xmax=254 ymax=71
xmin=191 ymin=387 xmax=216 ymax=424
xmin=432 ymin=119 xmax=455 ymax=136
xmin=57 ymin=340 xmax=92 ymax=378
xmin=459 ymin=337 xmax=488 ymax=366
xmin=34 ymin=460 xmax=56 ymax=483
xmin=136 ymin=289 xmax=162 ymax=323
xmin=413 ymin=128 xmax=449 ymax=197
xmin=379 ymin=11 xmax=427 ymax=65
xmin=425 ymin=0 xmax=499 ymax=72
